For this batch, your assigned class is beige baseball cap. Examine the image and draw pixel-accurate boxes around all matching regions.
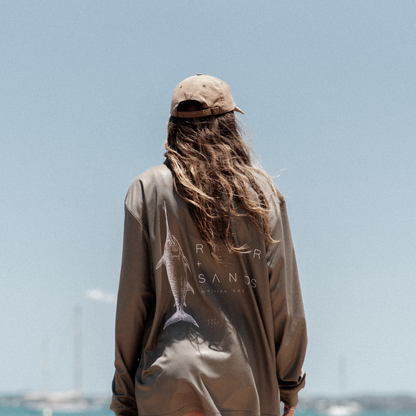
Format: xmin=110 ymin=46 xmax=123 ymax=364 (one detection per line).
xmin=170 ymin=73 xmax=244 ymax=118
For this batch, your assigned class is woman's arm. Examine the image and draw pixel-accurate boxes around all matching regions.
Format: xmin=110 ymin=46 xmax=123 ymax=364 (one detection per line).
xmin=268 ymin=198 xmax=308 ymax=408
xmin=110 ymin=204 xmax=155 ymax=416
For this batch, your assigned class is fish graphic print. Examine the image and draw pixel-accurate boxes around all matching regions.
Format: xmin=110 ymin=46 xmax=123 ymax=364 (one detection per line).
xmin=156 ymin=201 xmax=199 ymax=329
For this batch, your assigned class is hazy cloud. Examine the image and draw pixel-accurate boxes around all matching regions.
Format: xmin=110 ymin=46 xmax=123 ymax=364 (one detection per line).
xmin=86 ymin=289 xmax=116 ymax=303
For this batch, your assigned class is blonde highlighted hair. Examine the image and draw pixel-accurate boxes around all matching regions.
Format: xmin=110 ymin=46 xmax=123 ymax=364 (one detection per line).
xmin=165 ymin=101 xmax=278 ymax=259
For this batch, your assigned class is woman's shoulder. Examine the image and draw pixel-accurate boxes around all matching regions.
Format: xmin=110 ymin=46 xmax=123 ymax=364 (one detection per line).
xmin=125 ymin=163 xmax=173 ymax=215
xmin=130 ymin=162 xmax=172 ymax=187
xmin=248 ymin=168 xmax=286 ymax=233
xmin=250 ymin=168 xmax=284 ymax=203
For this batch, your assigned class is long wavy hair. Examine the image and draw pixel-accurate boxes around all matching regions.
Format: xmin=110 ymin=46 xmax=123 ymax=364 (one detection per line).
xmin=165 ymin=100 xmax=278 ymax=259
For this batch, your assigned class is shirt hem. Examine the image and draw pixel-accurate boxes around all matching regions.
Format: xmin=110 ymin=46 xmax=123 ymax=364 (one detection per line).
xmin=140 ymin=403 xmax=280 ymax=416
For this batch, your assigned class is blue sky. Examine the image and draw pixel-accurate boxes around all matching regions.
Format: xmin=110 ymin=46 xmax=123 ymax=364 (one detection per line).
xmin=1 ymin=1 xmax=415 ymax=397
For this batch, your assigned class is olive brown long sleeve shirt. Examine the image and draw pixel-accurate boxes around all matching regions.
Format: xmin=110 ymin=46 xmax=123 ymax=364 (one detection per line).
xmin=111 ymin=163 xmax=307 ymax=416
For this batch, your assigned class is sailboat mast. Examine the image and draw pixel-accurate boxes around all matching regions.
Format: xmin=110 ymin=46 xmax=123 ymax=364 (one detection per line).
xmin=73 ymin=305 xmax=82 ymax=397
xmin=338 ymin=354 xmax=347 ymax=397
xmin=41 ymin=336 xmax=51 ymax=395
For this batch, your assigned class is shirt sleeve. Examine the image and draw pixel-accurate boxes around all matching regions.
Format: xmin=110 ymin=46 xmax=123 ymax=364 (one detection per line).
xmin=110 ymin=204 xmax=155 ymax=416
xmin=267 ymin=198 xmax=307 ymax=408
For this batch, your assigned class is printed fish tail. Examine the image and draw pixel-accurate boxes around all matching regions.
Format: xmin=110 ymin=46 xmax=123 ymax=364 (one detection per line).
xmin=163 ymin=309 xmax=199 ymax=329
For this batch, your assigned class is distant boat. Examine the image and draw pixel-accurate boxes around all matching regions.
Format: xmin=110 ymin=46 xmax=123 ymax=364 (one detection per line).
xmin=21 ymin=390 xmax=107 ymax=413
xmin=21 ymin=391 xmax=86 ymax=412
xmin=324 ymin=402 xmax=362 ymax=416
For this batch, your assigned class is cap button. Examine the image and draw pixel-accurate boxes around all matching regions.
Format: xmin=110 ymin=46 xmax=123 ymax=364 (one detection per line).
xmin=197 ymin=73 xmax=203 ymax=76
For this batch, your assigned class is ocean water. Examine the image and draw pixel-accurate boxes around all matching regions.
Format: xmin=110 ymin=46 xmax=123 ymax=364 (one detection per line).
xmin=1 ymin=409 xmax=416 ymax=416
xmin=0 ymin=407 xmax=113 ymax=416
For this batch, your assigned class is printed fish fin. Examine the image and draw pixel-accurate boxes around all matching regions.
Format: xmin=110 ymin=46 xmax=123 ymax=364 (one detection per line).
xmin=156 ymin=255 xmax=164 ymax=270
xmin=164 ymin=310 xmax=199 ymax=329
xmin=186 ymin=281 xmax=194 ymax=295
xmin=182 ymin=254 xmax=191 ymax=274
